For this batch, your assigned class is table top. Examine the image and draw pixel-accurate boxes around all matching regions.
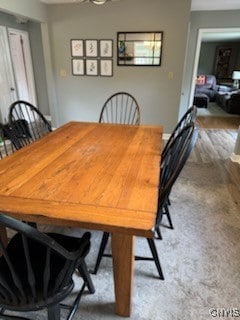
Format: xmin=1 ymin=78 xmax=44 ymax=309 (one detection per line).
xmin=0 ymin=122 xmax=163 ymax=237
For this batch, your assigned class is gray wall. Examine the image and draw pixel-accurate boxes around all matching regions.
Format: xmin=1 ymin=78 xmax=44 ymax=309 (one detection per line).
xmin=28 ymin=21 xmax=50 ymax=115
xmin=47 ymin=0 xmax=191 ymax=131
xmin=198 ymin=41 xmax=240 ymax=77
xmin=0 ymin=11 xmax=50 ymax=115
xmin=0 ymin=0 xmax=47 ymax=22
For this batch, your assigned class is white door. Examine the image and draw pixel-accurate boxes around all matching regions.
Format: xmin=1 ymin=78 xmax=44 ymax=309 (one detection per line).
xmin=0 ymin=26 xmax=17 ymax=123
xmin=8 ymin=28 xmax=37 ymax=106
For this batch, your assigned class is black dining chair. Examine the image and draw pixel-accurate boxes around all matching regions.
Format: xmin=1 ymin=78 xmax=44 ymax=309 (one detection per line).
xmin=0 ymin=214 xmax=95 ymax=320
xmin=8 ymin=100 xmax=52 ymax=148
xmin=99 ymin=92 xmax=141 ymax=125
xmin=93 ymin=122 xmax=198 ymax=279
xmin=0 ymin=123 xmax=21 ymax=159
xmin=162 ymin=105 xmax=197 ymax=159
xmin=160 ymin=105 xmax=197 ymax=233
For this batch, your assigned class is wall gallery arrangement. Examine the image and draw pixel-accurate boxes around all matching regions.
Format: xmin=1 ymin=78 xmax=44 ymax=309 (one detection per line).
xmin=71 ymin=39 xmax=113 ymax=77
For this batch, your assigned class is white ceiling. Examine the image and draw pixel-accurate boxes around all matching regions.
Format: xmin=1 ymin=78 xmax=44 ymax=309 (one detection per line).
xmin=40 ymin=0 xmax=240 ymax=11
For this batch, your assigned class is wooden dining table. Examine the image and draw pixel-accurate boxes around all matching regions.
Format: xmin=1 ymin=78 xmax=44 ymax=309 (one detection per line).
xmin=0 ymin=121 xmax=163 ymax=317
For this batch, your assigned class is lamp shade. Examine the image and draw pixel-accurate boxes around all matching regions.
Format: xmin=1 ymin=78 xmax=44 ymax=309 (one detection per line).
xmin=232 ymin=71 xmax=240 ymax=80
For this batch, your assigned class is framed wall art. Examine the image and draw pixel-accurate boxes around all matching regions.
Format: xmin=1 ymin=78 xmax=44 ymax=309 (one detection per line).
xmin=85 ymin=40 xmax=98 ymax=57
xmin=86 ymin=59 xmax=98 ymax=76
xmin=100 ymin=59 xmax=113 ymax=77
xmin=72 ymin=59 xmax=84 ymax=75
xmin=70 ymin=38 xmax=114 ymax=77
xmin=100 ymin=40 xmax=113 ymax=58
xmin=214 ymin=47 xmax=232 ymax=80
xmin=71 ymin=39 xmax=84 ymax=57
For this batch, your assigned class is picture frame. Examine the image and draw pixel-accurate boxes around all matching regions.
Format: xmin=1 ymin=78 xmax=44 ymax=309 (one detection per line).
xmin=100 ymin=59 xmax=113 ymax=77
xmin=117 ymin=31 xmax=163 ymax=66
xmin=100 ymin=40 xmax=113 ymax=57
xmin=85 ymin=40 xmax=98 ymax=57
xmin=214 ymin=47 xmax=232 ymax=79
xmin=86 ymin=59 xmax=98 ymax=76
xmin=72 ymin=59 xmax=84 ymax=75
xmin=71 ymin=39 xmax=84 ymax=57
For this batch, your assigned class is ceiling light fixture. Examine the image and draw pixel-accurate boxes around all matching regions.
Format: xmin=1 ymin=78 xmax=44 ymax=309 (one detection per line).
xmin=81 ymin=0 xmax=114 ymax=4
xmin=91 ymin=0 xmax=108 ymax=4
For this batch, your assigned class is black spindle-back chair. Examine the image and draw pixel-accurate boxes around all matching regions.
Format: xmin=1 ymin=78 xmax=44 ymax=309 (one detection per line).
xmin=92 ymin=123 xmax=198 ymax=280
xmin=154 ymin=122 xmax=199 ymax=238
xmin=160 ymin=105 xmax=197 ymax=231
xmin=0 ymin=123 xmax=20 ymax=159
xmin=8 ymin=100 xmax=52 ymax=148
xmin=0 ymin=214 xmax=95 ymax=320
xmin=99 ymin=92 xmax=141 ymax=125
xmin=162 ymin=105 xmax=197 ymax=159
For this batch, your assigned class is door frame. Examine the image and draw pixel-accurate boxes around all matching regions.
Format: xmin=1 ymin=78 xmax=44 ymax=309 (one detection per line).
xmin=8 ymin=28 xmax=37 ymax=106
xmin=0 ymin=25 xmax=17 ymax=122
xmin=190 ymin=27 xmax=240 ymax=105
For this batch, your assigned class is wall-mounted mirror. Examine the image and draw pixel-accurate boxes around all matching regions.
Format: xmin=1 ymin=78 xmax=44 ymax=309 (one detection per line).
xmin=117 ymin=31 xmax=163 ymax=66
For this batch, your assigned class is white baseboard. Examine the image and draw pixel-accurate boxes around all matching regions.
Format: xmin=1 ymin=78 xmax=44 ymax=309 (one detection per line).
xmin=163 ymin=133 xmax=171 ymax=141
xmin=230 ymin=153 xmax=240 ymax=164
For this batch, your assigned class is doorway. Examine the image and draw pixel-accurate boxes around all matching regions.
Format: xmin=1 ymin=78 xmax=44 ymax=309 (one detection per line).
xmin=191 ymin=28 xmax=240 ymax=128
xmin=191 ymin=28 xmax=240 ymax=103
xmin=0 ymin=26 xmax=17 ymax=123
xmin=0 ymin=26 xmax=37 ymax=123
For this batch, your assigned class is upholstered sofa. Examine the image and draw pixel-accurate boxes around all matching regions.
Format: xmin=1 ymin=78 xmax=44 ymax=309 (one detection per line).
xmin=195 ymin=75 xmax=218 ymax=102
xmin=216 ymin=90 xmax=240 ymax=115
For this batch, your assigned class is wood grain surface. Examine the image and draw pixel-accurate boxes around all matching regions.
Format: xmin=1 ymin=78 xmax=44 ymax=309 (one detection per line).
xmin=0 ymin=122 xmax=162 ymax=237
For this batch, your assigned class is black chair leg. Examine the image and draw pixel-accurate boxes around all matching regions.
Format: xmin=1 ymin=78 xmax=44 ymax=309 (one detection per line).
xmin=92 ymin=232 xmax=110 ymax=274
xmin=147 ymin=238 xmax=164 ymax=280
xmin=48 ymin=304 xmax=60 ymax=320
xmin=167 ymin=196 xmax=171 ymax=206
xmin=164 ymin=205 xmax=174 ymax=229
xmin=78 ymin=260 xmax=95 ymax=294
xmin=155 ymin=225 xmax=162 ymax=240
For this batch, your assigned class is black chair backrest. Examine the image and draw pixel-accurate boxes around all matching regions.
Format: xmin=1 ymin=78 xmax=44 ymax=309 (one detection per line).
xmin=99 ymin=92 xmax=141 ymax=125
xmin=8 ymin=100 xmax=52 ymax=148
xmin=0 ymin=123 xmax=20 ymax=159
xmin=158 ymin=122 xmax=198 ymax=212
xmin=162 ymin=105 xmax=197 ymax=159
xmin=0 ymin=214 xmax=90 ymax=311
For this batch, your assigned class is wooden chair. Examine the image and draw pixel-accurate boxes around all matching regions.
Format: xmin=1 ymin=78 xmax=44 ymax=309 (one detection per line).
xmin=8 ymin=100 xmax=52 ymax=148
xmin=0 ymin=214 xmax=95 ymax=320
xmin=99 ymin=92 xmax=140 ymax=125
xmin=93 ymin=123 xmax=198 ymax=279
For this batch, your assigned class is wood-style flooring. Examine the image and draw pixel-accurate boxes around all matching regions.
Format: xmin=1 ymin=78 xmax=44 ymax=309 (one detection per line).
xmin=197 ymin=115 xmax=240 ymax=129
xmin=191 ymin=115 xmax=240 ymax=210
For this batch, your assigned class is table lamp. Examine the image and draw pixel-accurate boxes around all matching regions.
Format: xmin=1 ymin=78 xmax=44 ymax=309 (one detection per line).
xmin=232 ymin=71 xmax=240 ymax=89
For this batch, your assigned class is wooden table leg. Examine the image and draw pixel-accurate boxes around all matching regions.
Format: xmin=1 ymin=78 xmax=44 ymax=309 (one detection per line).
xmin=111 ymin=233 xmax=135 ymax=317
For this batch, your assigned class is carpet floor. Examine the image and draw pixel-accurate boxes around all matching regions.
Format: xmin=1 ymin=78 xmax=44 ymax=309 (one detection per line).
xmin=4 ymin=129 xmax=240 ymax=320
